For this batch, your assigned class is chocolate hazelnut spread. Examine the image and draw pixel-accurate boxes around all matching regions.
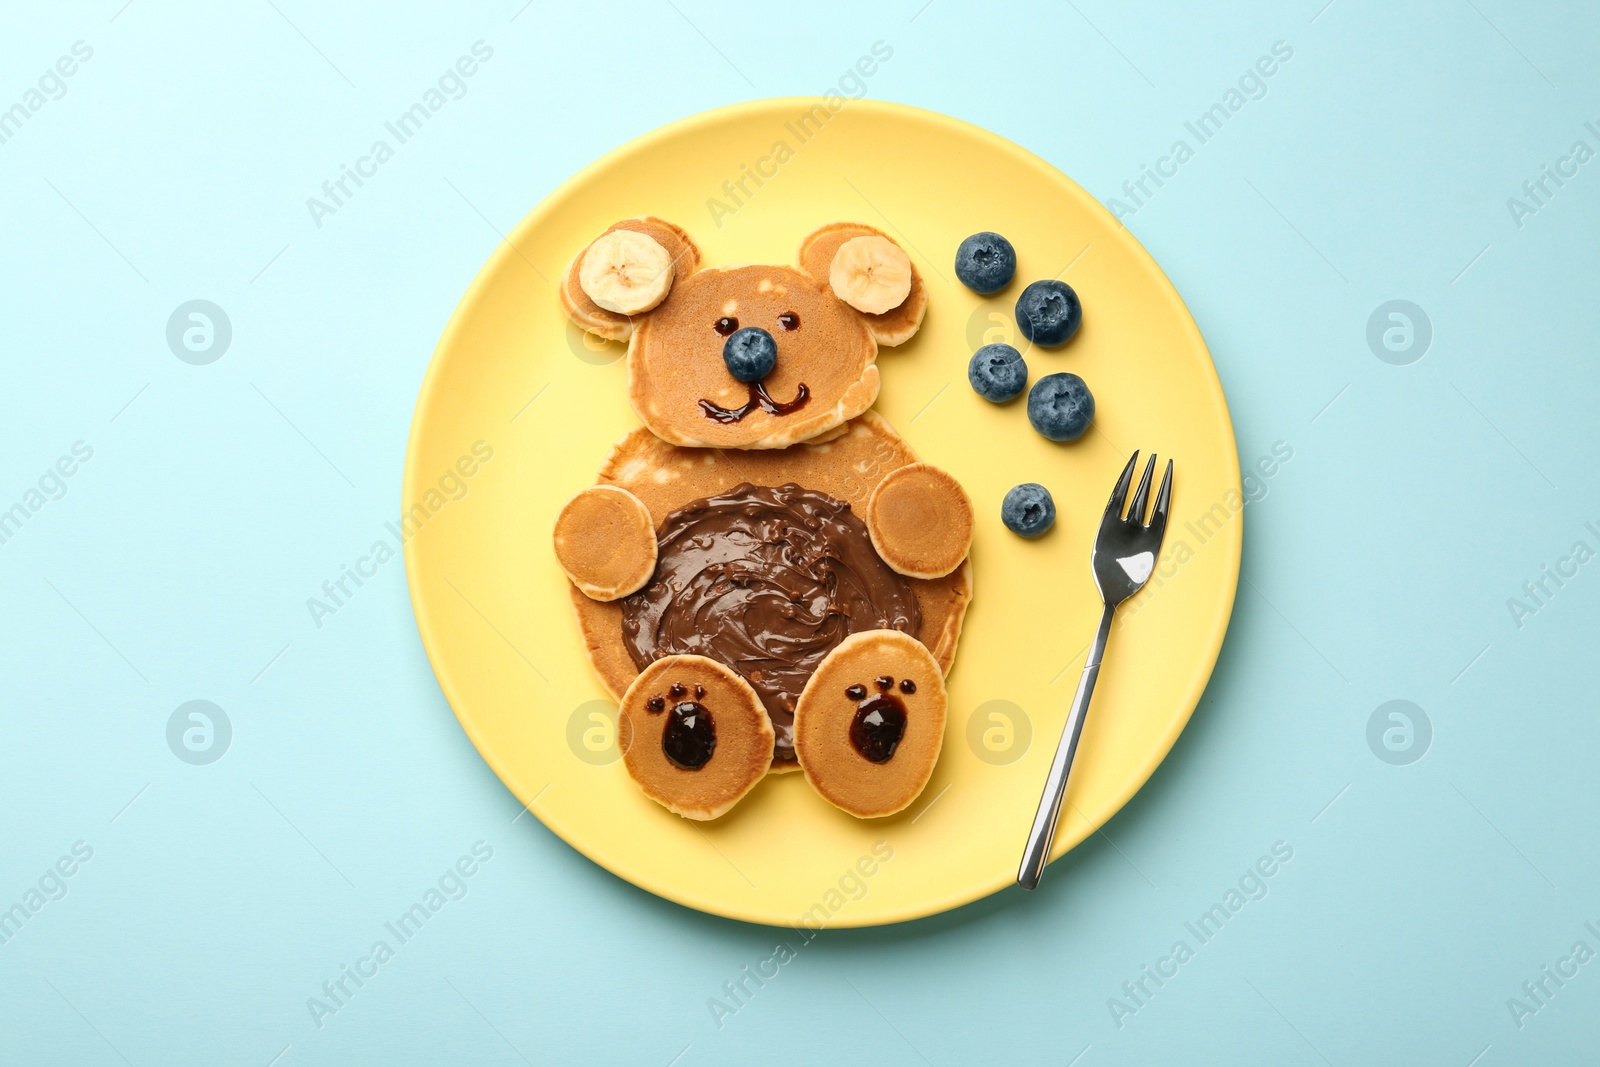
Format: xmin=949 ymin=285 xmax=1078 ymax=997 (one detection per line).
xmin=620 ymin=483 xmax=920 ymax=762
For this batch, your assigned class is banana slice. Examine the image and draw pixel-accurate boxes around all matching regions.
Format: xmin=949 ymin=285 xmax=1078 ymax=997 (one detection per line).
xmin=578 ymin=230 xmax=675 ymax=315
xmin=828 ymin=235 xmax=912 ymax=315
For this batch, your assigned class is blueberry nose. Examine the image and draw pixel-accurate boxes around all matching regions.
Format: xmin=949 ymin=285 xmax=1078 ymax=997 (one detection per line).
xmin=723 ymin=326 xmax=778 ymax=383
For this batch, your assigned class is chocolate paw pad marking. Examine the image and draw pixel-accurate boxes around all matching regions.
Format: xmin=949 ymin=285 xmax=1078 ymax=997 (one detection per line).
xmin=645 ymin=681 xmax=716 ymax=770
xmin=843 ymin=676 xmax=918 ymax=763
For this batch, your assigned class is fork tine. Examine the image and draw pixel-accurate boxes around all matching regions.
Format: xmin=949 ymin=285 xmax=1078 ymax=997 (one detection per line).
xmin=1127 ymin=454 xmax=1157 ymax=523
xmin=1104 ymin=451 xmax=1139 ymax=519
xmin=1149 ymin=459 xmax=1174 ymax=530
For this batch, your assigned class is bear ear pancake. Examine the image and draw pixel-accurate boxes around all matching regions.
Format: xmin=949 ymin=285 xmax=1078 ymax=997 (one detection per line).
xmin=798 ymin=222 xmax=926 ymax=346
xmin=559 ymin=217 xmax=701 ymax=342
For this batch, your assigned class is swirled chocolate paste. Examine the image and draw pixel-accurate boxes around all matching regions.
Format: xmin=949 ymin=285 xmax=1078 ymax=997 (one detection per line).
xmin=621 ymin=483 xmax=920 ymax=762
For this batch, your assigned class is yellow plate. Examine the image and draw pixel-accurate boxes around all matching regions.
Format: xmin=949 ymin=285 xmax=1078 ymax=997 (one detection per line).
xmin=403 ymin=99 xmax=1241 ymax=927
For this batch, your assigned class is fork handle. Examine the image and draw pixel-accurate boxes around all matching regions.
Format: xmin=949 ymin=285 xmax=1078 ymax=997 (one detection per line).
xmin=1017 ymin=604 xmax=1116 ymax=891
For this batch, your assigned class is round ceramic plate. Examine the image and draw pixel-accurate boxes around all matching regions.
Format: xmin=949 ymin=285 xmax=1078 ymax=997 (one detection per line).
xmin=404 ymin=99 xmax=1241 ymax=927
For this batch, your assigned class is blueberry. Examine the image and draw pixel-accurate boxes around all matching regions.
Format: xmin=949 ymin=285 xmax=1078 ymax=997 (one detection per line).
xmin=967 ymin=343 xmax=1027 ymax=403
xmin=954 ymin=232 xmax=1017 ymax=295
xmin=1027 ymin=372 xmax=1094 ymax=442
xmin=722 ymin=327 xmax=776 ymax=382
xmin=1002 ymin=483 xmax=1056 ymax=537
xmin=1015 ymin=280 xmax=1082 ymax=347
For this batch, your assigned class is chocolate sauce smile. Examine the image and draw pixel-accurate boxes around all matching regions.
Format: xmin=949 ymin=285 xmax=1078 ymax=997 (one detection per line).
xmin=699 ymin=381 xmax=811 ymax=423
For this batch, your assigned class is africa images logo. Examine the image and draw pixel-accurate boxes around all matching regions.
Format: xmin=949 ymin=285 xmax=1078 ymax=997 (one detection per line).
xmin=0 ymin=441 xmax=93 ymax=548
xmin=703 ymin=41 xmax=893 ymax=229
xmin=305 ymin=842 xmax=494 ymax=1029
xmin=705 ymin=842 xmax=895 ymax=1031
xmin=1106 ymin=841 xmax=1294 ymax=1028
xmin=306 ymin=441 xmax=493 ymax=628
xmin=0 ymin=40 xmax=93 ymax=149
xmin=304 ymin=42 xmax=494 ymax=229
xmin=1104 ymin=41 xmax=1294 ymax=220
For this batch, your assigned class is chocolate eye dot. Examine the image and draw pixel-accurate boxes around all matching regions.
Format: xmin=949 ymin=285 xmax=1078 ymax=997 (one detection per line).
xmin=875 ymin=676 xmax=894 ymax=691
xmin=714 ymin=317 xmax=739 ymax=336
xmin=669 ymin=682 xmax=687 ymax=699
xmin=845 ymin=683 xmax=867 ymax=701
xmin=900 ymin=678 xmax=916 ymax=694
xmin=646 ymin=696 xmax=665 ymax=713
xmin=777 ymin=311 xmax=800 ymax=331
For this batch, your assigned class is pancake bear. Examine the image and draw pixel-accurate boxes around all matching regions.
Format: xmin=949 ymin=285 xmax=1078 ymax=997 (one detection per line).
xmin=556 ymin=218 xmax=971 ymax=818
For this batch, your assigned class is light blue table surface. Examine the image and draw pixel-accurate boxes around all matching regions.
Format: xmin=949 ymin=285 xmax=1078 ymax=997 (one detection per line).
xmin=4 ymin=1 xmax=1597 ymax=1063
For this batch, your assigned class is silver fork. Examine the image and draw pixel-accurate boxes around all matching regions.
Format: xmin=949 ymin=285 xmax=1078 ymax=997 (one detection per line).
xmin=1017 ymin=451 xmax=1174 ymax=891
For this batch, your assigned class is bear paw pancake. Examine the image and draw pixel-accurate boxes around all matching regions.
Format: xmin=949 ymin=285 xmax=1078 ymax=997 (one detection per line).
xmin=552 ymin=485 xmax=658 ymax=601
xmin=618 ymin=655 xmax=774 ymax=820
xmin=559 ymin=217 xmax=700 ymax=342
xmin=799 ymin=222 xmax=926 ymax=346
xmin=793 ymin=631 xmax=947 ymax=818
xmin=867 ymin=463 xmax=974 ymax=579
